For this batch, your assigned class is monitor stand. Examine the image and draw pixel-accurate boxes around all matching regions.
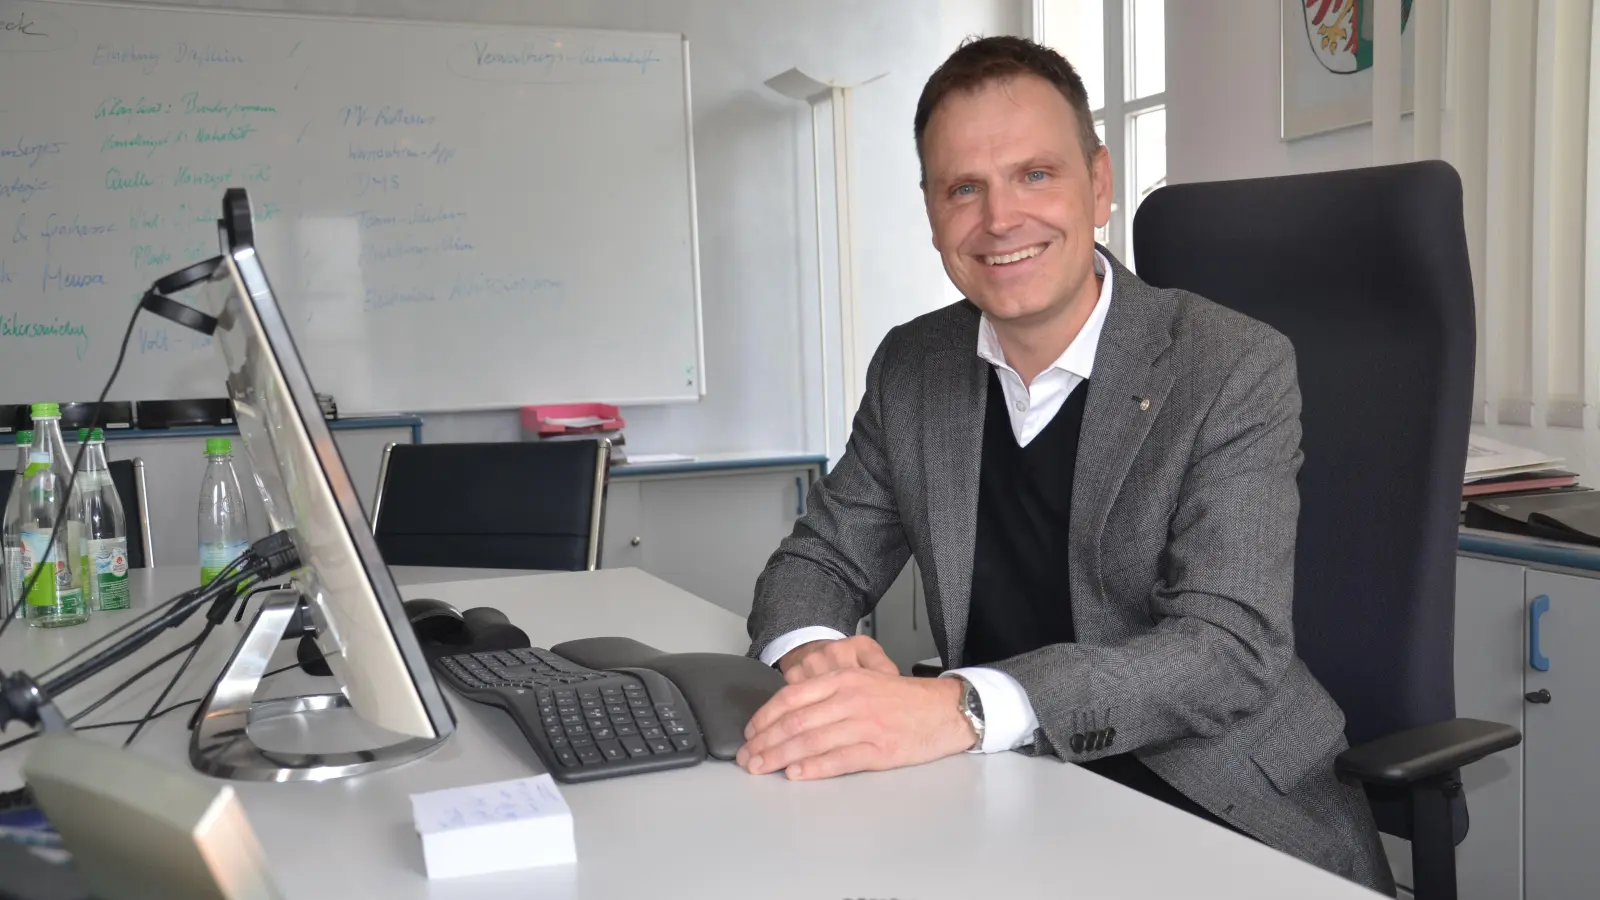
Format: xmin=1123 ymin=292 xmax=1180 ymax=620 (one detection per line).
xmin=189 ymin=590 xmax=447 ymax=782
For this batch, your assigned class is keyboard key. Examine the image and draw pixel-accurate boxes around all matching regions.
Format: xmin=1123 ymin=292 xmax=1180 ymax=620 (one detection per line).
xmin=621 ymin=735 xmax=651 ymax=758
xmin=555 ymin=747 xmax=579 ymax=767
xmin=664 ymin=722 xmax=688 ymax=735
xmin=592 ymin=727 xmax=615 ymax=740
xmin=615 ymin=724 xmax=639 ymax=736
xmin=570 ymin=735 xmax=595 ymax=748
xmin=601 ymin=687 xmax=622 ymax=697
xmin=561 ymin=714 xmax=584 ymax=726
xmin=581 ymin=697 xmax=603 ymax=709
xmin=642 ymin=726 xmax=665 ymax=740
xmin=555 ymin=690 xmax=577 ymax=702
xmin=610 ymin=714 xmax=634 ymax=726
xmin=634 ymin=717 xmax=659 ymax=729
xmin=646 ymin=736 xmax=672 ymax=754
xmin=598 ymin=739 xmax=627 ymax=762
xmin=606 ymin=704 xmax=629 ymax=716
xmin=672 ymin=734 xmax=695 ymax=751
xmin=579 ymin=689 xmax=600 ymax=701
xmin=549 ymin=733 xmax=569 ymax=747
xmin=628 ymin=698 xmax=651 ymax=709
xmin=577 ymin=746 xmax=604 ymax=766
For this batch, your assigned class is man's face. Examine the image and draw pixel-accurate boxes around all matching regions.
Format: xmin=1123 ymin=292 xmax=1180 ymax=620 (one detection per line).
xmin=921 ymin=74 xmax=1112 ymax=328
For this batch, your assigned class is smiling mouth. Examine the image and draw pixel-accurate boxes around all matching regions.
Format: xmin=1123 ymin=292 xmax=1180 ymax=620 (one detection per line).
xmin=982 ymin=243 xmax=1046 ymax=266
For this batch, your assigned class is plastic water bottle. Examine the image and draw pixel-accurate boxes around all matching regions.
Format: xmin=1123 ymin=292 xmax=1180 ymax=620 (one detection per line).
xmin=20 ymin=403 xmax=88 ymax=628
xmin=199 ymin=438 xmax=250 ymax=585
xmin=78 ymin=429 xmax=130 ymax=612
xmin=2 ymin=429 xmax=34 ymax=619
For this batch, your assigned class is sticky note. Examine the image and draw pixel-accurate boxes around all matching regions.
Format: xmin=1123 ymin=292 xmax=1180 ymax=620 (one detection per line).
xmin=410 ymin=774 xmax=577 ymax=879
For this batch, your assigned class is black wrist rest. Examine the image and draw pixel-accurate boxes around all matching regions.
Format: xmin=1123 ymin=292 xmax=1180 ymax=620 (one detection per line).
xmin=549 ymin=636 xmax=785 ymax=761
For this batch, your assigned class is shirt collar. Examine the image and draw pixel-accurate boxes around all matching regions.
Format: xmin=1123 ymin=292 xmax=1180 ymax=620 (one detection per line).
xmin=976 ymin=248 xmax=1113 ymax=381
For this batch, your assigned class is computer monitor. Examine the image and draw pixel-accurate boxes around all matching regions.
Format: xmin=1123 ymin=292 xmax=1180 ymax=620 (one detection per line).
xmin=196 ymin=188 xmax=454 ymax=749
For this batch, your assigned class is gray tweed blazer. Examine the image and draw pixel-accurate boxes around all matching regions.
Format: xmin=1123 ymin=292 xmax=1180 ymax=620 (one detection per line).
xmin=748 ymin=252 xmax=1394 ymax=894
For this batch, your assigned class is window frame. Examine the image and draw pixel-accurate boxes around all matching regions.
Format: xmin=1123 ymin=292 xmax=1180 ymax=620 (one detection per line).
xmin=1034 ymin=0 xmax=1167 ymax=266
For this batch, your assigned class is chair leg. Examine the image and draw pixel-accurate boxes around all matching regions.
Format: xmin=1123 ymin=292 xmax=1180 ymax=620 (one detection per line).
xmin=1409 ymin=773 xmax=1461 ymax=900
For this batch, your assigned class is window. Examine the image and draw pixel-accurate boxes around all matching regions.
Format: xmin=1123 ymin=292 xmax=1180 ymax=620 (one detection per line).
xmin=1037 ymin=0 xmax=1167 ymax=269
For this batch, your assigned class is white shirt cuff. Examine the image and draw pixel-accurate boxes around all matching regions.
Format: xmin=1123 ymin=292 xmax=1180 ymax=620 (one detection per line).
xmin=940 ymin=666 xmax=1039 ymax=753
xmin=758 ymin=626 xmax=851 ymax=667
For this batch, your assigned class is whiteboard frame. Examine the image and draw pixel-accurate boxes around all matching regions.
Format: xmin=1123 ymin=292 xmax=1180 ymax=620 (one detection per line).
xmin=11 ymin=0 xmax=708 ymax=415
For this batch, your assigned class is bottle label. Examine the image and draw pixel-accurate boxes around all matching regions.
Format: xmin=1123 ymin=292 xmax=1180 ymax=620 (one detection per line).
xmin=89 ymin=538 xmax=130 ymax=611
xmin=20 ymin=530 xmax=84 ymax=614
xmin=4 ymin=547 xmax=22 ymax=610
xmin=201 ymin=541 xmax=249 ymax=584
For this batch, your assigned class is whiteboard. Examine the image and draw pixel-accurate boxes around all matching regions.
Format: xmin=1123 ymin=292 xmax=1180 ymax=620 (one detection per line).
xmin=0 ymin=0 xmax=704 ymax=413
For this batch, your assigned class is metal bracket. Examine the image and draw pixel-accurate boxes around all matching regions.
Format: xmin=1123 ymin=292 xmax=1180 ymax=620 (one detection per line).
xmin=189 ymin=590 xmax=446 ymax=782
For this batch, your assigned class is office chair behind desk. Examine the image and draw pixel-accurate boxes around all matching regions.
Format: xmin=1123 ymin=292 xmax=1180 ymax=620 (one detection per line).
xmin=1134 ymin=160 xmax=1519 ymax=900
xmin=371 ymin=439 xmax=610 ymax=572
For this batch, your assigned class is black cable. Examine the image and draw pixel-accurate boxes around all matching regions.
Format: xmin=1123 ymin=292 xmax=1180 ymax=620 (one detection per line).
xmin=122 ymin=623 xmax=212 ymax=748
xmin=0 ymin=658 xmax=309 ymax=754
xmin=0 ymin=297 xmax=144 ymax=646
xmin=0 ymin=636 xmax=201 ymax=754
xmin=39 ymin=567 xmax=254 ymax=700
xmin=34 ymin=553 xmax=249 ymax=680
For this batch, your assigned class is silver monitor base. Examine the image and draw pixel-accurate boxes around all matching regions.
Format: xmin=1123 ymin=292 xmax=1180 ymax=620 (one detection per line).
xmin=190 ymin=590 xmax=446 ymax=782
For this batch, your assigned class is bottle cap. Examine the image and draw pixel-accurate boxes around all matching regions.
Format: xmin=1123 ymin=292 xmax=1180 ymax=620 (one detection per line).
xmin=30 ymin=402 xmax=60 ymax=418
xmin=78 ymin=428 xmax=88 ymax=442
xmin=15 ymin=430 xmax=33 ymax=444
xmin=205 ymin=437 xmax=232 ymax=456
xmin=90 ymin=428 xmax=105 ymax=442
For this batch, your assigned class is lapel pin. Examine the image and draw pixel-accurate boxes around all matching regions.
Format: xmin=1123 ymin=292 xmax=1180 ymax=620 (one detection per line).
xmin=1136 ymin=396 xmax=1150 ymax=411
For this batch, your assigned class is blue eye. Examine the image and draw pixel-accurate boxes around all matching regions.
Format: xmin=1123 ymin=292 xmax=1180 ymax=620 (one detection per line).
xmin=953 ymin=184 xmax=976 ymax=196
xmin=1025 ymin=170 xmax=1047 ymax=182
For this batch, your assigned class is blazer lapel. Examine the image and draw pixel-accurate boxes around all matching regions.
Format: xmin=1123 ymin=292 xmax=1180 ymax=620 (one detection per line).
xmin=921 ymin=307 xmax=987 ymax=667
xmin=1070 ymin=257 xmax=1176 ymax=618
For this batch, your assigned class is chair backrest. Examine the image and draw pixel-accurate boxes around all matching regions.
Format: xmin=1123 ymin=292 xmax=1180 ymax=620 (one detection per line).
xmin=0 ymin=456 xmax=153 ymax=569
xmin=1132 ymin=161 xmax=1477 ymax=841
xmin=371 ymin=440 xmax=610 ymax=572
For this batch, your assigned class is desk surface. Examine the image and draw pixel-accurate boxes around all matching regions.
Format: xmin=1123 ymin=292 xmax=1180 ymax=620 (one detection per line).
xmin=0 ymin=567 xmax=1382 ymax=899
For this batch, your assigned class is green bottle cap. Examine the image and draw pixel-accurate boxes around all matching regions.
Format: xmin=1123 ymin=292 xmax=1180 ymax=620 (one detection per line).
xmin=78 ymin=428 xmax=88 ymax=442
xmin=205 ymin=437 xmax=232 ymax=456
xmin=30 ymin=402 xmax=60 ymax=418
xmin=90 ymin=428 xmax=105 ymax=442
xmin=15 ymin=430 xmax=33 ymax=444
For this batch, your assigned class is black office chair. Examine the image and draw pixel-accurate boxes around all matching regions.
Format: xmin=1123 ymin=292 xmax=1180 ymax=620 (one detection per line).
xmin=370 ymin=440 xmax=610 ymax=572
xmin=0 ymin=457 xmax=154 ymax=569
xmin=1133 ymin=160 xmax=1520 ymax=900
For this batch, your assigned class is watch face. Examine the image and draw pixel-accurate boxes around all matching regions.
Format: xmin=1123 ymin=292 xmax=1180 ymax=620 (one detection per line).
xmin=963 ymin=682 xmax=984 ymax=721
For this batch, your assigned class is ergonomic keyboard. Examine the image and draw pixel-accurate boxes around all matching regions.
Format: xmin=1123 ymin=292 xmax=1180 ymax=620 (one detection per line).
xmin=429 ymin=647 xmax=705 ymax=783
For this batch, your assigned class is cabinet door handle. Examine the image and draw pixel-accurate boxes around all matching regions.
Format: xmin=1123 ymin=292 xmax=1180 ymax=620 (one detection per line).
xmin=795 ymin=476 xmax=806 ymax=516
xmin=1525 ymin=689 xmax=1552 ymax=704
xmin=630 ymin=536 xmax=642 ymax=547
xmin=1529 ymin=594 xmax=1551 ymax=672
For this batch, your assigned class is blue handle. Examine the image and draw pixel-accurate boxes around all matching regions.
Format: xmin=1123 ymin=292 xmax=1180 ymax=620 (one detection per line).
xmin=1530 ymin=594 xmax=1551 ymax=672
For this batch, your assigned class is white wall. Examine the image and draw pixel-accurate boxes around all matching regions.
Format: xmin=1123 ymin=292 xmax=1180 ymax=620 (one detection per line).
xmin=1165 ymin=0 xmax=1414 ymax=187
xmin=98 ymin=0 xmax=1023 ymax=454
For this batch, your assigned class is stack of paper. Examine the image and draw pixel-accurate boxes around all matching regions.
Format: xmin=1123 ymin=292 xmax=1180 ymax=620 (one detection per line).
xmin=1463 ymin=433 xmax=1578 ymax=497
xmin=411 ymin=774 xmax=576 ymax=879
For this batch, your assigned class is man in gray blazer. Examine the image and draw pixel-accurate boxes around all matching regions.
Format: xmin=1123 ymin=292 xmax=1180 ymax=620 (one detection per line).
xmin=737 ymin=36 xmax=1393 ymax=894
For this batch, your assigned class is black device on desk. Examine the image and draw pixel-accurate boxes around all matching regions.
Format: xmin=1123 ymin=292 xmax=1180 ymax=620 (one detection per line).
xmin=399 ymin=597 xmax=784 ymax=784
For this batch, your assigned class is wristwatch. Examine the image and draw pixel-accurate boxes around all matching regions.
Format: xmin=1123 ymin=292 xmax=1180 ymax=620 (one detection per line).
xmin=951 ymin=675 xmax=986 ymax=750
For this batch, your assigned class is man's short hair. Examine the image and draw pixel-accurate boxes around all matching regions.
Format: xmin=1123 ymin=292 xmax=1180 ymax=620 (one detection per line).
xmin=913 ymin=35 xmax=1103 ymax=186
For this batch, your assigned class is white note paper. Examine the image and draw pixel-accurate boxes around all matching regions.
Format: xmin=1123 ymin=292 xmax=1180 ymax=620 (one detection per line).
xmin=411 ymin=774 xmax=576 ymax=879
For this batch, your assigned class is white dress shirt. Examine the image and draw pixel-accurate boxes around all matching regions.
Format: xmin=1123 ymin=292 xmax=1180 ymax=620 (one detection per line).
xmin=760 ymin=251 xmax=1114 ymax=753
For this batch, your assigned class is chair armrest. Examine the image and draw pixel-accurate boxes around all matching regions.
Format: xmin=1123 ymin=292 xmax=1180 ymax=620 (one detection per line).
xmin=1336 ymin=717 xmax=1521 ymax=786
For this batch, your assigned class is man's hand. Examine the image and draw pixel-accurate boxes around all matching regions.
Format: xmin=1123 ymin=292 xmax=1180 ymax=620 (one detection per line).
xmin=735 ymin=669 xmax=976 ymax=780
xmin=777 ymin=635 xmax=899 ymax=683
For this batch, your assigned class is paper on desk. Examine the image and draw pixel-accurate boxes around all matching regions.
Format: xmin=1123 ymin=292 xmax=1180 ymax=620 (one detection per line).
xmin=542 ymin=415 xmax=615 ymax=428
xmin=1465 ymin=433 xmax=1564 ymax=482
xmin=411 ymin=774 xmax=576 ymax=879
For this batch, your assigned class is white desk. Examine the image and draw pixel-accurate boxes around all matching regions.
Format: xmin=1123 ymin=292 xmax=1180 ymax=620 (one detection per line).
xmin=0 ymin=567 xmax=1383 ymax=899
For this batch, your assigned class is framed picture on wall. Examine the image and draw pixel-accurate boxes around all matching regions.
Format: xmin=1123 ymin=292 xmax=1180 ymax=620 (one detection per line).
xmin=1280 ymin=0 xmax=1416 ymax=140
